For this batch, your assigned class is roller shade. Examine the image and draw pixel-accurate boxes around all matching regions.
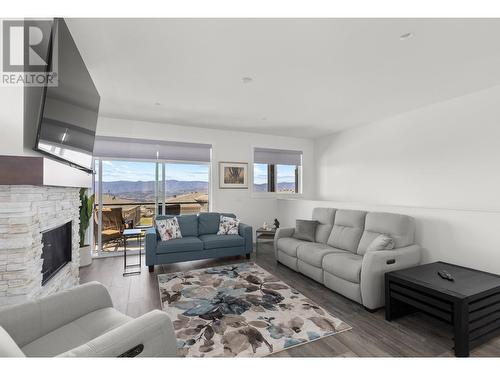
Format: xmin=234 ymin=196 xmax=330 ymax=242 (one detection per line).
xmin=254 ymin=147 xmax=302 ymax=166
xmin=93 ymin=136 xmax=211 ymax=162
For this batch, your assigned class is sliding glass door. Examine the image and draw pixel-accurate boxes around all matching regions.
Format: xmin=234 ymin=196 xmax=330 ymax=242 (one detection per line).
xmin=92 ymin=159 xmax=210 ymax=256
xmin=93 ymin=160 xmax=156 ymax=254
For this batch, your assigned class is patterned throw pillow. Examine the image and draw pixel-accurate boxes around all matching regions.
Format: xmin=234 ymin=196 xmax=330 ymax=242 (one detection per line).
xmin=217 ymin=215 xmax=240 ymax=235
xmin=156 ymin=217 xmax=182 ymax=241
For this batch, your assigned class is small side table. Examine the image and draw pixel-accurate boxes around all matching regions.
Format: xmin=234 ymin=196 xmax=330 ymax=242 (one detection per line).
xmin=122 ymin=228 xmax=142 ymax=276
xmin=255 ymin=227 xmax=276 ymax=254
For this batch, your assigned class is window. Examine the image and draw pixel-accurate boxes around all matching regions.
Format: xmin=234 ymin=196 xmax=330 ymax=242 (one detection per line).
xmin=277 ymin=164 xmax=298 ymax=193
xmin=91 ymin=136 xmax=212 ymax=256
xmin=253 ymin=148 xmax=302 ymax=194
xmin=253 ymin=163 xmax=269 ymax=192
xmin=93 ymin=159 xmax=210 ymax=254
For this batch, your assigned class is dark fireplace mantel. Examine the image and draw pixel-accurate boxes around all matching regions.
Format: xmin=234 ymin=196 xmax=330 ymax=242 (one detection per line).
xmin=0 ymin=155 xmax=93 ymax=188
xmin=0 ymin=155 xmax=44 ymax=185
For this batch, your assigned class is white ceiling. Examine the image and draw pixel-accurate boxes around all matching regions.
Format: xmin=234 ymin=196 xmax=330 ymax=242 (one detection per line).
xmin=66 ymin=18 xmax=500 ymax=139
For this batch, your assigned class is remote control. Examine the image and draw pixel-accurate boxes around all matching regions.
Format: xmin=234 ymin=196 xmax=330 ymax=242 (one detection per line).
xmin=437 ymin=270 xmax=454 ymax=281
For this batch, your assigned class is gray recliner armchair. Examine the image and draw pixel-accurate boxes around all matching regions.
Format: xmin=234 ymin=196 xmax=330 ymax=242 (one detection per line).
xmin=0 ymin=282 xmax=177 ymax=357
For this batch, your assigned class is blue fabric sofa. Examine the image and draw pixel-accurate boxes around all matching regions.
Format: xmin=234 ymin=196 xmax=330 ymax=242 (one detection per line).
xmin=146 ymin=212 xmax=253 ymax=272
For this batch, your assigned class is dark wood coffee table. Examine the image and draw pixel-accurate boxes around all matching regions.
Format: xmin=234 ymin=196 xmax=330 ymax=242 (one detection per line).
xmin=385 ymin=261 xmax=500 ymax=357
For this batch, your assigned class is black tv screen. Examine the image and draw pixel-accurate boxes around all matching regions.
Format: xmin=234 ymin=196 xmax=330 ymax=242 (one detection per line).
xmin=34 ymin=18 xmax=100 ymax=172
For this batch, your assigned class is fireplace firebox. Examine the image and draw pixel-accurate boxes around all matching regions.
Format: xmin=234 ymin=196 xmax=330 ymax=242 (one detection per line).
xmin=41 ymin=221 xmax=72 ymax=285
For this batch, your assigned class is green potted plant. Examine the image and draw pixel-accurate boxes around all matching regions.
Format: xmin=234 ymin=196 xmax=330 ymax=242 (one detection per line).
xmin=79 ymin=188 xmax=95 ymax=267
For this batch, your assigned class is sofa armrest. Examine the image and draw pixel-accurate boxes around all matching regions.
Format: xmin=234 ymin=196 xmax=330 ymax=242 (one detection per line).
xmin=360 ymin=244 xmax=421 ymax=310
xmin=239 ymin=223 xmax=253 ymax=254
xmin=145 ymin=227 xmax=158 ymax=266
xmin=0 ymin=281 xmax=113 ymax=348
xmin=273 ymin=227 xmax=295 ymax=258
xmin=0 ymin=326 xmax=25 ymax=357
xmin=57 ymin=310 xmax=177 ymax=357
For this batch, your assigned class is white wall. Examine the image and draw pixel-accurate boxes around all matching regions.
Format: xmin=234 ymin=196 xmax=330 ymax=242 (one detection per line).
xmin=315 ymin=85 xmax=500 ymax=211
xmin=96 ymin=116 xmax=315 ymax=233
xmin=276 ymin=85 xmax=500 ymax=274
xmin=0 ymin=18 xmax=24 ymax=155
xmin=0 ymin=86 xmax=24 ymax=155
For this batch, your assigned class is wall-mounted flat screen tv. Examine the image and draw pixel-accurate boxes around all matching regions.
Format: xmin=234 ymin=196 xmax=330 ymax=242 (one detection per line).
xmin=34 ymin=18 xmax=100 ymax=173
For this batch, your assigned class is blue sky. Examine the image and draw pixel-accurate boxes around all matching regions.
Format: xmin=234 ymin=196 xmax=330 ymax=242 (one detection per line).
xmin=253 ymin=163 xmax=268 ymax=184
xmin=277 ymin=165 xmax=296 ymax=183
xmin=100 ymin=160 xmax=209 ymax=182
xmin=254 ymin=163 xmax=296 ymax=184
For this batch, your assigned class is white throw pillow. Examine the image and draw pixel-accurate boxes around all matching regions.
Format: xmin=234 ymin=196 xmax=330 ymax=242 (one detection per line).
xmin=217 ymin=215 xmax=240 ymax=235
xmin=156 ymin=217 xmax=182 ymax=241
xmin=367 ymin=234 xmax=395 ymax=251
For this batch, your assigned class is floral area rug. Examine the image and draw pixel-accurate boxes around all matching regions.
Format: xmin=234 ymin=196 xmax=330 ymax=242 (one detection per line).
xmin=158 ymin=262 xmax=351 ymax=357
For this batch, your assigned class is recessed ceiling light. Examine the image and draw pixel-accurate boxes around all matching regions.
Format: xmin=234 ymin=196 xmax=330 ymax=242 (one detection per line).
xmin=399 ymin=32 xmax=413 ymax=40
xmin=242 ymin=77 xmax=253 ymax=84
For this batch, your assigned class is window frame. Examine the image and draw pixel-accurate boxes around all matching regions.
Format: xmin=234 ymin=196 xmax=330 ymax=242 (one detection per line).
xmin=251 ymin=147 xmax=303 ymax=197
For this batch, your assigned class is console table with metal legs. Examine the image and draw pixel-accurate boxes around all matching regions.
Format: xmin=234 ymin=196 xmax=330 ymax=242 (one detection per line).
xmin=122 ymin=228 xmax=142 ymax=276
xmin=255 ymin=227 xmax=276 ymax=255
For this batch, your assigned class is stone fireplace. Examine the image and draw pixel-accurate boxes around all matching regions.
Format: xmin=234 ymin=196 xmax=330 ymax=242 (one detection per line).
xmin=0 ymin=185 xmax=81 ymax=306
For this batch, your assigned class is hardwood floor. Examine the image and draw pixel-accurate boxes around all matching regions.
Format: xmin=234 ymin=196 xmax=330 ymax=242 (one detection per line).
xmin=80 ymin=242 xmax=500 ymax=357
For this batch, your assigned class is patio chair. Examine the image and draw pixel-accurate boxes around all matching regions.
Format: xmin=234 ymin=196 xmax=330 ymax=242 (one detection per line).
xmin=93 ymin=207 xmax=125 ymax=246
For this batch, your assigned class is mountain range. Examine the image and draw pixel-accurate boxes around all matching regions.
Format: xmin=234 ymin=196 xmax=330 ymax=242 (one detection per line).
xmin=253 ymin=182 xmax=296 ymax=192
xmin=97 ymin=179 xmax=295 ymax=199
xmin=99 ymin=180 xmax=208 ymax=196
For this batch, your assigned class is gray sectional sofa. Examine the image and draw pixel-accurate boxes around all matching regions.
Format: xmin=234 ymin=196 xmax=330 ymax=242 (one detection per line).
xmin=146 ymin=212 xmax=253 ymax=272
xmin=274 ymin=208 xmax=421 ymax=310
